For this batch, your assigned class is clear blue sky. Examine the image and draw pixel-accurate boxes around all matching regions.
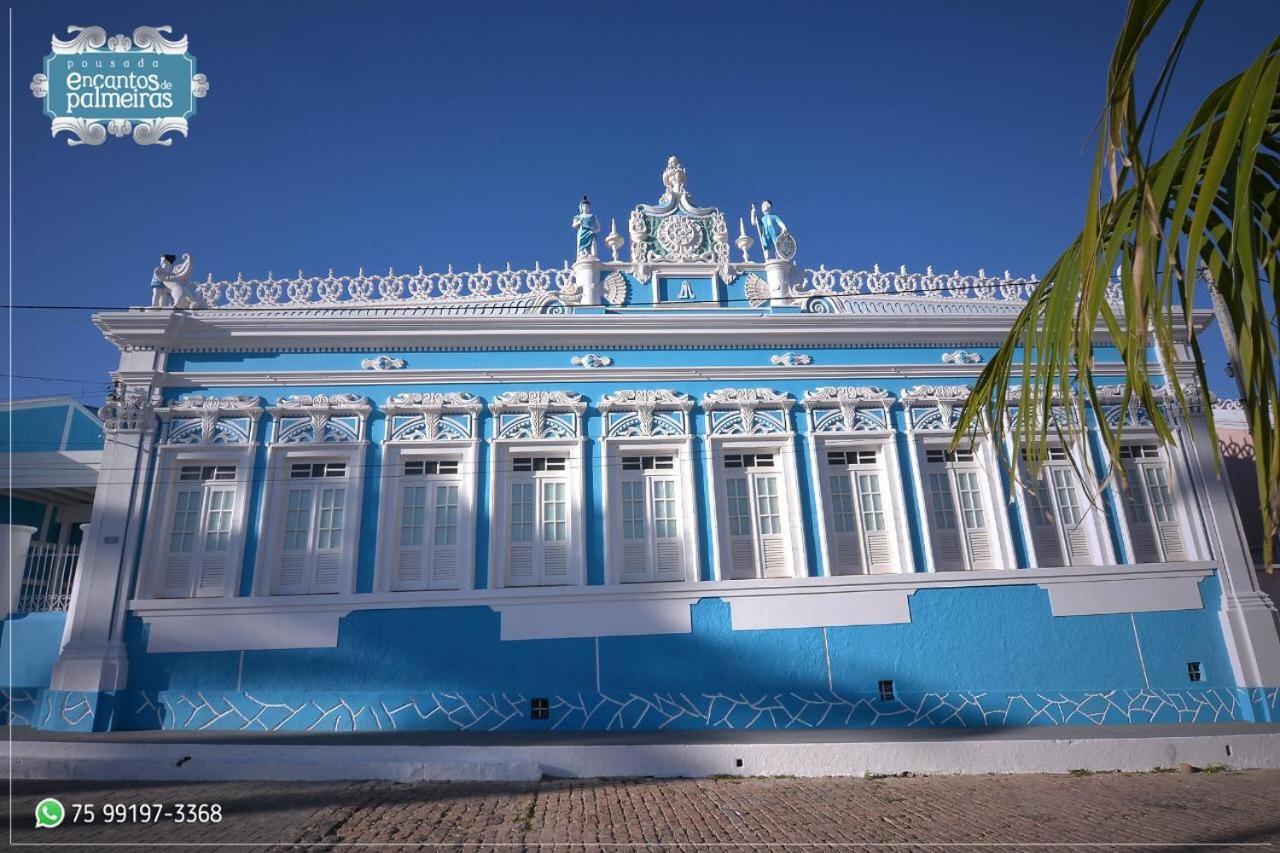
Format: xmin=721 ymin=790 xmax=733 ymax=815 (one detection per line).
xmin=8 ymin=0 xmax=1278 ymax=404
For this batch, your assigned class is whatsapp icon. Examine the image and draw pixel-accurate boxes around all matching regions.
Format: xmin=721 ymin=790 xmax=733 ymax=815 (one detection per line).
xmin=35 ymin=798 xmax=64 ymax=829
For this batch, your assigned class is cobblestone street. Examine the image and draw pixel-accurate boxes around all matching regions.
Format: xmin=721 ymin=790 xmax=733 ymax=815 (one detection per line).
xmin=5 ymin=769 xmax=1278 ymax=850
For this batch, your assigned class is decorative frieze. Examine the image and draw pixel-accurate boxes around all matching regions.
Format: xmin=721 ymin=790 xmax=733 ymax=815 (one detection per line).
xmin=384 ymin=392 xmax=482 ymax=442
xmin=268 ymin=393 xmax=371 ymax=444
xmin=803 ymin=386 xmax=893 ymax=433
xmin=701 ymin=388 xmax=794 ymax=436
xmin=599 ymin=389 xmax=695 ymax=438
xmin=157 ymin=394 xmax=263 ymax=445
xmin=490 ymin=391 xmax=587 ymax=440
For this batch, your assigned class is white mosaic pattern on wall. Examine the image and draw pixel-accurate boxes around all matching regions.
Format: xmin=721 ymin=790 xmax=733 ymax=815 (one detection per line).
xmin=123 ymin=688 xmax=1259 ymax=734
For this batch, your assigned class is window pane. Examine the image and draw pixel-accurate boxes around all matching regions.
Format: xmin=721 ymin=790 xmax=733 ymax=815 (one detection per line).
xmin=726 ymin=477 xmax=751 ymax=536
xmin=316 ymin=488 xmax=346 ymax=550
xmin=542 ymin=481 xmax=566 ymax=541
xmin=433 ymin=484 xmax=459 ymax=546
xmin=400 ymin=486 xmax=426 ymax=548
xmin=955 ymin=472 xmax=986 ymax=529
xmin=622 ymin=480 xmax=645 ymax=540
xmin=509 ymin=483 xmax=534 ymax=542
xmin=169 ymin=490 xmax=200 ymax=553
xmin=652 ymin=479 xmax=677 ymax=539
xmin=1050 ymin=468 xmax=1083 ymax=526
xmin=203 ymin=489 xmax=234 ymax=551
xmin=755 ymin=475 xmax=781 ymax=535
xmin=857 ymin=473 xmax=885 ymax=532
xmin=927 ymin=473 xmax=956 ymax=529
xmin=1143 ymin=467 xmax=1176 ymax=523
xmin=829 ymin=475 xmax=855 ymax=532
xmin=283 ymin=489 xmax=312 ymax=551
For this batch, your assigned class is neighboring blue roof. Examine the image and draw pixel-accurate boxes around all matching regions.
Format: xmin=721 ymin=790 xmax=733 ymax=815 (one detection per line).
xmin=1 ymin=396 xmax=104 ymax=453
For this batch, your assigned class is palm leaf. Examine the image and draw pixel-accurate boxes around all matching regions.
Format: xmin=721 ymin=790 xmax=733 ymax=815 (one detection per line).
xmin=955 ymin=0 xmax=1280 ymax=567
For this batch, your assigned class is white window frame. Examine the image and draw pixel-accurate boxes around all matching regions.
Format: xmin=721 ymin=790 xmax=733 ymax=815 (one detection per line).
xmin=602 ymin=437 xmax=698 ymax=584
xmin=375 ymin=441 xmax=478 ymax=592
xmin=706 ymin=438 xmax=806 ymax=580
xmin=1014 ymin=443 xmax=1115 ymax=568
xmin=1110 ymin=435 xmax=1204 ymax=564
xmin=910 ymin=436 xmax=1017 ymax=572
xmin=809 ymin=436 xmax=913 ymax=575
xmin=488 ymin=438 xmax=587 ymax=588
xmin=254 ymin=444 xmax=365 ymax=596
xmin=141 ymin=445 xmax=255 ymax=599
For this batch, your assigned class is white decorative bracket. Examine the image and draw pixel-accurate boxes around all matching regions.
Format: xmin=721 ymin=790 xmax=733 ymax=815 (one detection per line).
xmin=599 ymin=390 xmax=695 ymax=437
xmin=384 ymin=392 xmax=482 ymax=441
xmin=490 ymin=391 xmax=588 ymax=440
xmin=901 ymin=385 xmax=973 ymax=432
xmin=803 ymin=387 xmax=894 ymax=433
xmin=268 ymin=394 xmax=371 ymax=444
xmin=701 ymin=388 xmax=795 ymax=436
xmin=156 ymin=394 xmax=263 ymax=445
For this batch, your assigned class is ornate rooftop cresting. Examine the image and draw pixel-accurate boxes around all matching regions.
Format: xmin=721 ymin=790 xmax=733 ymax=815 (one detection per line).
xmin=146 ymin=156 xmax=1061 ymax=312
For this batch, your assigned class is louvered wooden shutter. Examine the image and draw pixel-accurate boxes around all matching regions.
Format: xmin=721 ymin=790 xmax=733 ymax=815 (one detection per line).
xmin=1028 ymin=478 xmax=1065 ymax=568
xmin=507 ymin=481 xmax=535 ymax=586
xmin=161 ymin=553 xmax=192 ymax=597
xmin=428 ymin=484 xmax=460 ymax=589
xmin=923 ymin=465 xmax=964 ymax=572
xmin=828 ymin=474 xmax=862 ymax=575
xmin=196 ymin=553 xmax=227 ymax=596
xmin=755 ymin=474 xmax=790 ymax=578
xmin=724 ymin=476 xmax=758 ymax=579
xmin=394 ymin=484 xmax=425 ymax=590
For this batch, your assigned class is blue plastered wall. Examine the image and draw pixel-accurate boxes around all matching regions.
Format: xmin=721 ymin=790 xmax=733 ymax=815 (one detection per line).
xmin=111 ymin=574 xmax=1256 ymax=732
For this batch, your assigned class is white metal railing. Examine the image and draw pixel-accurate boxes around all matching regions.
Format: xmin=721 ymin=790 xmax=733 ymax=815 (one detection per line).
xmin=18 ymin=543 xmax=79 ymax=613
xmin=182 ymin=262 xmax=1065 ymax=310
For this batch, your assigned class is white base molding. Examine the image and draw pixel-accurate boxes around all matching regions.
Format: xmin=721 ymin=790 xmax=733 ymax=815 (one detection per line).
xmin=5 ymin=723 xmax=1277 ymax=781
xmin=128 ymin=562 xmax=1218 ymax=651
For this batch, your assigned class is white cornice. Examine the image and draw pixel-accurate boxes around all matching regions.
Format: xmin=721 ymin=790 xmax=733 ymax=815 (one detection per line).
xmin=120 ymin=361 xmax=1162 ymax=389
xmin=91 ymin=307 xmax=1218 ymax=354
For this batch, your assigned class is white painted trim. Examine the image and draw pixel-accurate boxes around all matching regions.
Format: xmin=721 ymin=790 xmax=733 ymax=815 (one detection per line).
xmin=138 ymin=444 xmax=257 ymax=600
xmin=486 ymin=438 xmax=587 ymax=589
xmin=600 ymin=436 xmax=698 ymax=585
xmin=127 ymin=562 xmax=1218 ymax=649
xmin=252 ymin=441 xmax=368 ymax=597
xmin=373 ymin=440 xmax=480 ymax=593
xmin=131 ymin=361 xmax=1157 ymax=389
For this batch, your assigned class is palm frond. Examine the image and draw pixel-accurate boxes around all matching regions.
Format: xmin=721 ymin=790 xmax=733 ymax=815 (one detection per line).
xmin=955 ymin=0 xmax=1280 ymax=566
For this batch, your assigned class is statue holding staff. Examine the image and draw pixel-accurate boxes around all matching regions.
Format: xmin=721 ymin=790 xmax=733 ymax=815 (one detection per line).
xmin=750 ymin=200 xmax=789 ymax=261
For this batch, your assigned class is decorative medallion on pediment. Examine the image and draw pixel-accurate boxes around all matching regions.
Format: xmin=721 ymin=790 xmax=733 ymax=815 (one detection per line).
xmin=629 ymin=156 xmax=732 ymax=283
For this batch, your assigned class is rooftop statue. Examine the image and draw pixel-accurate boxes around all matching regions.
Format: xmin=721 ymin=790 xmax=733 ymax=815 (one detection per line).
xmin=150 ymin=252 xmax=203 ymax=308
xmin=572 ymin=195 xmax=600 ymax=259
xmin=660 ymin=155 xmax=688 ymax=204
xmin=751 ymin=201 xmax=796 ymax=262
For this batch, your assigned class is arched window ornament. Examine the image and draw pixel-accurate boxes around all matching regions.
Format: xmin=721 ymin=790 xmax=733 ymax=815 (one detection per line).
xmin=901 ymin=385 xmax=972 ymax=432
xmin=157 ymin=395 xmax=263 ymax=445
xmin=802 ymin=386 xmax=893 ymax=433
xmin=491 ymin=391 xmax=587 ymax=440
xmin=385 ymin=392 xmax=482 ymax=442
xmin=701 ymin=388 xmax=794 ymax=436
xmin=599 ymin=389 xmax=694 ymax=438
xmin=268 ymin=394 xmax=371 ymax=444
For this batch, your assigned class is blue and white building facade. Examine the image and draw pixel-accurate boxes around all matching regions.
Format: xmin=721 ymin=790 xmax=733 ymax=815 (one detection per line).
xmin=28 ymin=158 xmax=1280 ymax=732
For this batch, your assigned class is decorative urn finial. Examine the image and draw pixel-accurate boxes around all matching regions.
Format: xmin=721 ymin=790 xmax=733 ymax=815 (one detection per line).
xmin=604 ymin=218 xmax=624 ymax=262
xmin=735 ymin=217 xmax=754 ymax=263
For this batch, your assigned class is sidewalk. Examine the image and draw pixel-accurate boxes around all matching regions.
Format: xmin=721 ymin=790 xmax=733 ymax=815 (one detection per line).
xmin=8 ymin=722 xmax=1280 ymax=781
xmin=5 ymin=770 xmax=1279 ymax=849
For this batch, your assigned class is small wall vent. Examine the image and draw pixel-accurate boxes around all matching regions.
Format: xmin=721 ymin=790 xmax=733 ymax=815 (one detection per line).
xmin=878 ymin=680 xmax=895 ymax=702
xmin=530 ymin=697 xmax=550 ymax=720
xmin=1187 ymin=662 xmax=1203 ymax=683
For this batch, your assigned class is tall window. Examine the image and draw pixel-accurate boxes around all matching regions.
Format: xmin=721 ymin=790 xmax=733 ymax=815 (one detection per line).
xmin=719 ymin=451 xmax=791 ymax=579
xmin=157 ymin=464 xmax=239 ymax=598
xmin=920 ymin=446 xmax=998 ymax=571
xmin=1021 ymin=447 xmax=1098 ymax=567
xmin=506 ymin=456 xmax=571 ymax=586
xmin=823 ymin=448 xmax=897 ymax=574
xmin=1118 ymin=444 xmax=1189 ymax=562
xmin=616 ymin=454 xmax=685 ymax=582
xmin=273 ymin=460 xmax=350 ymax=594
xmin=392 ymin=458 xmax=462 ymax=590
